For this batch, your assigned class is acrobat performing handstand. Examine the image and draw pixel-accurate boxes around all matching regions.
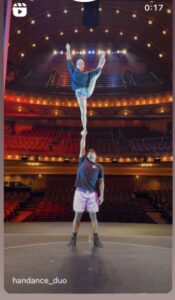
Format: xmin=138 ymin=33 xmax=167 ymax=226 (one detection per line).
xmin=66 ymin=43 xmax=106 ymax=135
xmin=68 ymin=131 xmax=105 ymax=248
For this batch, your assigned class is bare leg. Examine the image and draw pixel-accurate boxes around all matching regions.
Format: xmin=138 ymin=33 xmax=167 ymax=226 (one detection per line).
xmin=72 ymin=212 xmax=83 ymax=233
xmin=76 ymin=96 xmax=87 ymax=134
xmin=68 ymin=212 xmax=83 ymax=247
xmin=89 ymin=212 xmax=103 ymax=247
xmin=89 ymin=212 xmax=98 ymax=234
xmin=87 ymin=72 xmax=101 ymax=98
xmin=87 ymin=54 xmax=106 ymax=98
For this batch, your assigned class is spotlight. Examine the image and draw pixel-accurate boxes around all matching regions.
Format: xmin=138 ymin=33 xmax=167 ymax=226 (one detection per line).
xmin=147 ymin=43 xmax=151 ymax=48
xmin=17 ymin=30 xmax=21 ymax=34
xmin=20 ymin=53 xmax=25 ymax=57
xmin=32 ymin=43 xmax=36 ymax=47
xmin=64 ymin=9 xmax=68 ymax=14
xmin=148 ymin=20 xmax=153 ymax=25
xmin=89 ymin=28 xmax=94 ymax=32
xmin=60 ymin=51 xmax=64 ymax=55
xmin=46 ymin=13 xmax=52 ymax=18
xmin=122 ymin=49 xmax=127 ymax=54
xmin=112 ymin=158 xmax=118 ymax=164
xmin=60 ymin=32 xmax=64 ymax=36
xmin=92 ymin=50 xmax=95 ymax=54
xmin=53 ymin=50 xmax=58 ymax=55
xmin=107 ymin=49 xmax=111 ymax=55
xmin=105 ymin=29 xmax=109 ymax=33
xmin=72 ymin=50 xmax=76 ymax=55
xmin=82 ymin=50 xmax=86 ymax=55
xmin=88 ymin=50 xmax=92 ymax=54
xmin=116 ymin=9 xmax=120 ymax=14
xmin=133 ymin=36 xmax=138 ymax=40
xmin=159 ymin=53 xmax=163 ymax=58
xmin=45 ymin=36 xmax=49 ymax=40
xmin=119 ymin=31 xmax=124 ymax=36
xmin=132 ymin=14 xmax=137 ymax=18
xmin=74 ymin=29 xmax=79 ymax=33
xmin=31 ymin=19 xmax=36 ymax=24
xmin=98 ymin=49 xmax=102 ymax=55
xmin=167 ymin=8 xmax=171 ymax=14
xmin=117 ymin=50 xmax=120 ymax=54
xmin=162 ymin=30 xmax=167 ymax=35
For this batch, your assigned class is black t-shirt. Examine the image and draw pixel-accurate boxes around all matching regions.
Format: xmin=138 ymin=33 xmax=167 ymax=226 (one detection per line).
xmin=74 ymin=156 xmax=104 ymax=192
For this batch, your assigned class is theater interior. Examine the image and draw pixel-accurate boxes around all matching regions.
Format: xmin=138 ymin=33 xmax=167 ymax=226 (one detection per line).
xmin=4 ymin=0 xmax=173 ymax=293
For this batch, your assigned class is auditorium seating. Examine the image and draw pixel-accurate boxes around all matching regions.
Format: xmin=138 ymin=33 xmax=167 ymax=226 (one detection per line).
xmin=4 ymin=126 xmax=172 ymax=157
xmin=4 ymin=182 xmax=172 ymax=223
xmin=148 ymin=189 xmax=172 ymax=223
xmin=4 ymin=190 xmax=31 ymax=221
xmin=6 ymin=54 xmax=165 ymax=92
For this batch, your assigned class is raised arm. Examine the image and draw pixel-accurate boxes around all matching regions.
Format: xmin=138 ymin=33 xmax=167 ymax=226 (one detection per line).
xmin=66 ymin=43 xmax=71 ymax=60
xmin=79 ymin=132 xmax=87 ymax=158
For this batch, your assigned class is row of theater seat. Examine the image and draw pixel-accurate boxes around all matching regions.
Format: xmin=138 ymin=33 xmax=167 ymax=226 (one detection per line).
xmin=4 ymin=187 xmax=172 ymax=223
xmin=4 ymin=126 xmax=171 ymax=156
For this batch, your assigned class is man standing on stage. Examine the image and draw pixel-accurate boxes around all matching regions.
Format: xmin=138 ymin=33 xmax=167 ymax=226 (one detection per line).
xmin=68 ymin=132 xmax=105 ymax=248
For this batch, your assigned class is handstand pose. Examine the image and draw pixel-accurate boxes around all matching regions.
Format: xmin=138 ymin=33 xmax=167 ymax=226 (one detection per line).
xmin=66 ymin=43 xmax=106 ymax=135
xmin=68 ymin=131 xmax=105 ymax=248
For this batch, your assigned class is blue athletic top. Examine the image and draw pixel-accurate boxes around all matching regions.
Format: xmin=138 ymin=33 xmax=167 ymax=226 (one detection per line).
xmin=74 ymin=155 xmax=104 ymax=192
xmin=67 ymin=59 xmax=101 ymax=91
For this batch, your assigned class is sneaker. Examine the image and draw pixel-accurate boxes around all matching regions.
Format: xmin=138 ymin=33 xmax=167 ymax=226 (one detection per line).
xmin=93 ymin=235 xmax=103 ymax=248
xmin=68 ymin=236 xmax=76 ymax=248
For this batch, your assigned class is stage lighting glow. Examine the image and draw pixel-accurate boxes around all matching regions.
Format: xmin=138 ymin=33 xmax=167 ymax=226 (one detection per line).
xmin=148 ymin=20 xmax=153 ymax=25
xmin=32 ymin=43 xmax=36 ymax=47
xmin=60 ymin=31 xmax=64 ymax=36
xmin=20 ymin=53 xmax=25 ymax=57
xmin=147 ymin=43 xmax=151 ymax=47
xmin=167 ymin=8 xmax=171 ymax=14
xmin=81 ymin=7 xmax=84 ymax=12
xmin=74 ymin=29 xmax=79 ymax=33
xmin=88 ymin=50 xmax=92 ymax=54
xmin=64 ymin=9 xmax=68 ymax=14
xmin=46 ymin=13 xmax=52 ymax=18
xmin=89 ymin=28 xmax=94 ymax=32
xmin=72 ymin=50 xmax=76 ymax=55
xmin=98 ymin=50 xmax=102 ymax=55
xmin=105 ymin=29 xmax=109 ymax=33
xmin=160 ymin=108 xmax=165 ymax=113
xmin=45 ymin=36 xmax=49 ymax=40
xmin=132 ymin=14 xmax=137 ymax=18
xmin=117 ymin=50 xmax=120 ymax=54
xmin=99 ymin=7 xmax=103 ymax=11
xmin=31 ymin=19 xmax=36 ymax=24
xmin=60 ymin=51 xmax=64 ymax=55
xmin=92 ymin=50 xmax=95 ymax=54
xmin=17 ymin=30 xmax=21 ymax=34
xmin=159 ymin=53 xmax=163 ymax=58
xmin=162 ymin=30 xmax=167 ymax=35
xmin=134 ymin=36 xmax=138 ymax=40
xmin=119 ymin=31 xmax=124 ymax=36
xmin=116 ymin=9 xmax=120 ymax=14
xmin=107 ymin=49 xmax=111 ymax=54
xmin=82 ymin=50 xmax=86 ymax=55
xmin=53 ymin=50 xmax=58 ymax=55
xmin=122 ymin=49 xmax=127 ymax=54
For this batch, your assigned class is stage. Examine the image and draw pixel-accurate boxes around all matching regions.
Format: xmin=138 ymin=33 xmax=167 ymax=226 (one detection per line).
xmin=4 ymin=222 xmax=172 ymax=293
